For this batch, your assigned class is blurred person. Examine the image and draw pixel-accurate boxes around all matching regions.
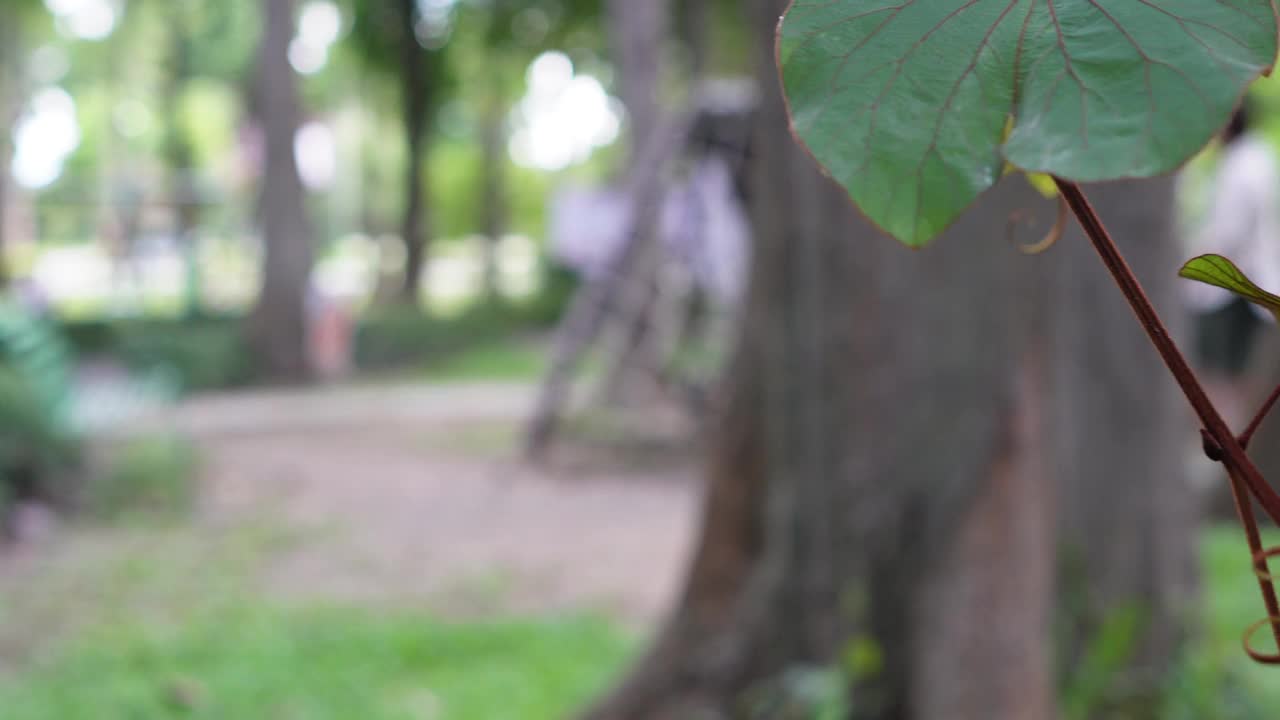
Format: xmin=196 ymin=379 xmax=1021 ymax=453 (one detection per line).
xmin=306 ymin=280 xmax=353 ymax=382
xmin=1183 ymin=101 xmax=1280 ymax=427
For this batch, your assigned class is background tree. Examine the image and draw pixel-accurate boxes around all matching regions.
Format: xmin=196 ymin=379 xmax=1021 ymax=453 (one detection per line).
xmin=151 ymin=0 xmax=257 ymax=317
xmin=465 ymin=0 xmax=601 ymax=301
xmin=1051 ymin=182 xmax=1198 ymax=715
xmin=593 ymin=0 xmax=673 ymax=400
xmin=248 ymin=0 xmax=314 ymax=381
xmin=467 ymin=1 xmax=519 ymax=302
xmin=0 ymin=22 xmax=20 ymax=290
xmin=583 ymin=0 xmax=1194 ymax=717
xmin=0 ymin=0 xmax=52 ymax=289
xmin=348 ymin=0 xmax=451 ymax=305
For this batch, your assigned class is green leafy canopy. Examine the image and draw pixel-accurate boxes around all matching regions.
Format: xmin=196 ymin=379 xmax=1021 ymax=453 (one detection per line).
xmin=777 ymin=1 xmax=1279 ymax=247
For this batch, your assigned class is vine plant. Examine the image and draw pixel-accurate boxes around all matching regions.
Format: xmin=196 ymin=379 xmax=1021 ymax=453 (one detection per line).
xmin=776 ymin=0 xmax=1280 ymax=662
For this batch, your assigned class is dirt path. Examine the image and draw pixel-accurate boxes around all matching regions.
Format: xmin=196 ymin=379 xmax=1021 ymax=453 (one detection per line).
xmin=203 ymin=423 xmax=700 ymax=623
xmin=3 ymin=382 xmax=701 ymax=664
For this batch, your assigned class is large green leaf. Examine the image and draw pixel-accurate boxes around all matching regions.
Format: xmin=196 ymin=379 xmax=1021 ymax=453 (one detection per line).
xmin=778 ymin=1 xmax=1278 ymax=246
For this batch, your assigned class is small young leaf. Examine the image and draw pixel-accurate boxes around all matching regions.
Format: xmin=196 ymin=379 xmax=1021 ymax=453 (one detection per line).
xmin=778 ymin=1 xmax=1278 ymax=247
xmin=1024 ymin=173 xmax=1058 ymax=200
xmin=1179 ymin=254 xmax=1280 ymax=323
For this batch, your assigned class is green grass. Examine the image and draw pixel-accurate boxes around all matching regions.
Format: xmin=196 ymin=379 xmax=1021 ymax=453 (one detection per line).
xmin=0 ymin=607 xmax=631 ymax=719
xmin=84 ymin=434 xmax=201 ymax=523
xmin=419 ymin=337 xmax=548 ymax=382
xmin=6 ymin=522 xmax=1276 ymax=719
xmin=0 ymin=502 xmax=634 ymax=719
xmin=1163 ymin=525 xmax=1280 ymax=718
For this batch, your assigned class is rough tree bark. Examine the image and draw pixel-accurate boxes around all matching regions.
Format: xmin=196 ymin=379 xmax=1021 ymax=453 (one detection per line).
xmin=1050 ymin=180 xmax=1197 ymax=715
xmin=582 ymin=1 xmax=1193 ymax=718
xmin=396 ymin=0 xmax=434 ymax=304
xmin=248 ymin=0 xmax=315 ymax=382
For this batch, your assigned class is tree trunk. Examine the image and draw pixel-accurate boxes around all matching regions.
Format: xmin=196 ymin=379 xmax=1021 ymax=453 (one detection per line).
xmin=679 ymin=0 xmax=711 ymax=77
xmin=479 ymin=64 xmax=507 ymax=302
xmin=164 ymin=2 xmax=202 ymax=317
xmin=583 ymin=1 xmax=1193 ymax=718
xmin=397 ymin=0 xmax=432 ymax=305
xmin=608 ymin=0 xmax=667 ymax=160
xmin=249 ymin=0 xmax=314 ymax=382
xmin=0 ymin=20 xmax=20 ymax=291
xmin=1051 ymin=180 xmax=1197 ymax=717
xmin=582 ymin=0 xmax=1054 ymax=716
xmin=0 ymin=117 xmax=11 ymax=292
xmin=595 ymin=0 xmax=673 ymax=403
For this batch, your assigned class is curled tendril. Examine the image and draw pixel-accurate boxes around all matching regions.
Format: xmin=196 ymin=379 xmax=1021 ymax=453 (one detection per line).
xmin=1006 ymin=194 xmax=1068 ymax=255
xmin=1244 ymin=616 xmax=1280 ymax=664
xmin=1240 ymin=544 xmax=1280 ymax=664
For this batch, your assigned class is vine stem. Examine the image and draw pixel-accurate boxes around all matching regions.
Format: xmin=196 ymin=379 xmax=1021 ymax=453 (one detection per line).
xmin=1053 ymin=178 xmax=1280 ymax=653
xmin=1241 ymin=381 xmax=1280 ymax=451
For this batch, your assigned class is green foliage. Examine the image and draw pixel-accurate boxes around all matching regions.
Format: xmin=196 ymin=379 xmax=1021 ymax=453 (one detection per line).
xmin=1163 ymin=649 xmax=1269 ymax=720
xmin=0 ymin=368 xmax=77 ymax=508
xmin=0 ymin=304 xmax=75 ymax=423
xmin=777 ymin=1 xmax=1278 ymax=246
xmin=59 ymin=317 xmax=252 ymax=394
xmin=521 ymin=263 xmax=579 ymax=326
xmin=743 ymin=666 xmax=850 ymax=720
xmin=1170 ymin=526 xmax=1280 ymax=716
xmin=420 ymin=338 xmax=547 ymax=382
xmin=1180 ymin=254 xmax=1280 ymax=323
xmin=0 ymin=304 xmax=79 ymax=512
xmin=0 ymin=367 xmax=72 ymax=468
xmin=344 ymin=0 xmax=455 ymax=101
xmin=165 ymin=0 xmax=259 ymax=83
xmin=84 ymin=434 xmax=199 ymax=523
xmin=459 ymin=0 xmax=602 ymax=55
xmin=430 ymin=139 xmax=487 ymax=238
xmin=355 ymin=276 xmax=571 ymax=371
xmin=114 ymin=319 xmax=253 ymax=394
xmin=354 ymin=302 xmax=523 ymax=370
xmin=0 ymin=607 xmax=631 ymax=720
xmin=1059 ymin=605 xmax=1143 ymax=720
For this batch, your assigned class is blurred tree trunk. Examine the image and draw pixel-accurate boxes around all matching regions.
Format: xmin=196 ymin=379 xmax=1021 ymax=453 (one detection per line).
xmin=1242 ymin=336 xmax=1280 ymax=505
xmin=1051 ymin=180 xmax=1197 ymax=717
xmin=608 ymin=0 xmax=667 ymax=153
xmin=582 ymin=1 xmax=1194 ymax=718
xmin=582 ymin=0 xmax=1055 ymax=716
xmin=595 ymin=0 xmax=672 ymax=403
xmin=397 ymin=0 xmax=434 ymax=305
xmin=679 ymin=0 xmax=711 ymax=77
xmin=0 ymin=21 xmax=20 ymax=291
xmin=249 ymin=0 xmax=314 ymax=382
xmin=163 ymin=1 xmax=202 ymax=318
xmin=478 ymin=64 xmax=507 ymax=302
xmin=0 ymin=134 xmax=9 ymax=290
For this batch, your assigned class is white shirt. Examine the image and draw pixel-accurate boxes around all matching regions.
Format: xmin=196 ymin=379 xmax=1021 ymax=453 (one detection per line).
xmin=1183 ymin=133 xmax=1280 ymax=314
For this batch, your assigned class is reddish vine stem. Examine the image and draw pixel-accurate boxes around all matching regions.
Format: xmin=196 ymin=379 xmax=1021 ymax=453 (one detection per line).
xmin=1241 ymin=381 xmax=1280 ymax=451
xmin=1226 ymin=469 xmax=1280 ymax=663
xmin=1053 ymin=178 xmax=1280 ymax=653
